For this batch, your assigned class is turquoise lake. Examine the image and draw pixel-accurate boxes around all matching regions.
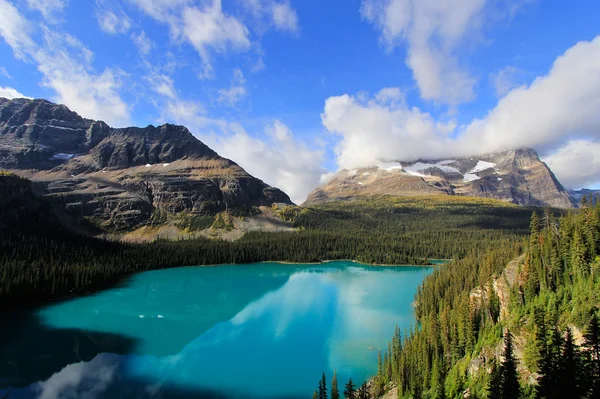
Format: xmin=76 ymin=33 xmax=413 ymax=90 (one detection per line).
xmin=0 ymin=261 xmax=433 ymax=399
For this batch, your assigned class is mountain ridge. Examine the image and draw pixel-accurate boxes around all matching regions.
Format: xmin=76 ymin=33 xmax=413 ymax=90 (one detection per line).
xmin=0 ymin=97 xmax=292 ymax=231
xmin=306 ymin=148 xmax=576 ymax=208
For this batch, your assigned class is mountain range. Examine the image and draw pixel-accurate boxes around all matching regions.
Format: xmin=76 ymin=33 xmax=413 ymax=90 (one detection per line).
xmin=0 ymin=97 xmax=582 ymax=235
xmin=305 ymin=149 xmax=576 ymax=208
xmin=0 ymin=97 xmax=291 ymax=231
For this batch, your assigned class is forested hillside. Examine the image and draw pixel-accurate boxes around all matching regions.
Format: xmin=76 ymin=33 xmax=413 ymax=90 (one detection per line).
xmin=0 ymin=174 xmax=534 ymax=309
xmin=374 ymin=197 xmax=600 ymax=399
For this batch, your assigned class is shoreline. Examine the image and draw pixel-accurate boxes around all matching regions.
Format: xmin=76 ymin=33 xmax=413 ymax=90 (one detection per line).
xmin=1 ymin=258 xmax=448 ymax=312
xmin=258 ymin=259 xmax=447 ymax=267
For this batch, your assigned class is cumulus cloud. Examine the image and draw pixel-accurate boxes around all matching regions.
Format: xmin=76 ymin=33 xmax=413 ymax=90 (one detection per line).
xmin=217 ymin=68 xmax=247 ymax=106
xmin=242 ymin=0 xmax=299 ymax=33
xmin=0 ymin=0 xmax=35 ymax=59
xmin=129 ymin=0 xmax=251 ymax=78
xmin=0 ymin=86 xmax=31 ymax=99
xmin=182 ymin=2 xmax=250 ymax=78
xmin=156 ymin=91 xmax=324 ymax=203
xmin=361 ymin=0 xmax=486 ymax=105
xmin=131 ymin=30 xmax=154 ymax=55
xmin=95 ymin=0 xmax=132 ymax=35
xmin=26 ymin=0 xmax=66 ymax=22
xmin=544 ymin=140 xmax=600 ymax=190
xmin=270 ymin=2 xmax=298 ymax=33
xmin=0 ymin=0 xmax=131 ymax=126
xmin=129 ymin=0 xmax=298 ymax=77
xmin=322 ymin=36 xmax=600 ymax=189
xmin=489 ymin=66 xmax=522 ymax=97
xmin=208 ymin=121 xmax=325 ymax=204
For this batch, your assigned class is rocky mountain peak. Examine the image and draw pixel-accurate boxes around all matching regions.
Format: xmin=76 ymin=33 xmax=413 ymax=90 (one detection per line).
xmin=306 ymin=148 xmax=576 ymax=208
xmin=0 ymin=97 xmax=292 ymax=231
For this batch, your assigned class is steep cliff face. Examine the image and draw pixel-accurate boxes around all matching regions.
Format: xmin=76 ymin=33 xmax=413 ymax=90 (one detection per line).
xmin=0 ymin=98 xmax=292 ymax=231
xmin=305 ymin=149 xmax=576 ymax=208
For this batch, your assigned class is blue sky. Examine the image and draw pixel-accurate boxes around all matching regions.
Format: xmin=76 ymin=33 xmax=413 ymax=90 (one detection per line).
xmin=0 ymin=0 xmax=599 ymax=202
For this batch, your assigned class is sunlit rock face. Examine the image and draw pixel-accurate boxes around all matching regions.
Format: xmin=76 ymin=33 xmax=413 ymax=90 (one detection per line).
xmin=0 ymin=97 xmax=292 ymax=230
xmin=306 ymin=149 xmax=576 ymax=209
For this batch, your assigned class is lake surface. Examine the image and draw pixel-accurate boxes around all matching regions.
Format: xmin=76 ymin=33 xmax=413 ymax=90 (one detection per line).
xmin=0 ymin=261 xmax=433 ymax=399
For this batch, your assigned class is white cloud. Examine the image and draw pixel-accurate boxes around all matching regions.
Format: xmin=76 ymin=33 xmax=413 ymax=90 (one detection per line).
xmin=322 ymin=88 xmax=457 ymax=169
xmin=95 ymin=1 xmax=132 ymax=35
xmin=156 ymin=90 xmax=324 ymax=203
xmin=322 ymin=36 xmax=600 ymax=189
xmin=0 ymin=0 xmax=36 ymax=59
xmin=0 ymin=86 xmax=31 ymax=99
xmin=131 ymin=30 xmax=154 ymax=55
xmin=271 ymin=2 xmax=298 ymax=33
xmin=217 ymin=68 xmax=247 ymax=106
xmin=35 ymin=29 xmax=130 ymax=126
xmin=127 ymin=0 xmax=191 ymax=23
xmin=489 ymin=66 xmax=522 ymax=97
xmin=209 ymin=121 xmax=325 ymax=204
xmin=361 ymin=0 xmax=487 ymax=105
xmin=0 ymin=2 xmax=131 ymax=126
xmin=0 ymin=66 xmax=11 ymax=78
xmin=243 ymin=0 xmax=299 ymax=33
xmin=182 ymin=2 xmax=251 ymax=78
xmin=149 ymin=73 xmax=178 ymax=100
xmin=26 ymin=0 xmax=66 ymax=22
xmin=544 ymin=140 xmax=600 ymax=190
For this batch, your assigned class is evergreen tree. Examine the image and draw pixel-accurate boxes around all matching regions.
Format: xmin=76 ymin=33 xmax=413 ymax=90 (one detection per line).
xmin=488 ymin=284 xmax=501 ymax=324
xmin=318 ymin=373 xmax=328 ymax=399
xmin=583 ymin=313 xmax=600 ymax=398
xmin=357 ymin=382 xmax=369 ymax=399
xmin=557 ymin=327 xmax=583 ymax=398
xmin=343 ymin=378 xmax=356 ymax=399
xmin=331 ymin=370 xmax=340 ymax=399
xmin=499 ymin=330 xmax=521 ymax=399
xmin=487 ymin=359 xmax=502 ymax=399
xmin=313 ymin=391 xmax=318 ymax=399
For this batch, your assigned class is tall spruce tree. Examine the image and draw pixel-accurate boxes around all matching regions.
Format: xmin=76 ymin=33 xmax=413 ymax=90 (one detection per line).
xmin=583 ymin=313 xmax=600 ymax=398
xmin=357 ymin=382 xmax=369 ymax=399
xmin=557 ymin=327 xmax=583 ymax=398
xmin=331 ymin=370 xmax=340 ymax=399
xmin=499 ymin=330 xmax=521 ymax=399
xmin=318 ymin=373 xmax=328 ymax=399
xmin=343 ymin=378 xmax=356 ymax=399
xmin=487 ymin=359 xmax=502 ymax=399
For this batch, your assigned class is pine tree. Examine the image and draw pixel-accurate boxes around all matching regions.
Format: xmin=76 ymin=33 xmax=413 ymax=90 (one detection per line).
xmin=487 ymin=359 xmax=502 ymax=399
xmin=583 ymin=313 xmax=600 ymax=398
xmin=488 ymin=284 xmax=501 ymax=323
xmin=318 ymin=373 xmax=328 ymax=399
xmin=313 ymin=391 xmax=318 ymax=399
xmin=331 ymin=370 xmax=340 ymax=399
xmin=344 ymin=378 xmax=356 ymax=399
xmin=557 ymin=327 xmax=583 ymax=398
xmin=357 ymin=382 xmax=369 ymax=399
xmin=499 ymin=330 xmax=521 ymax=399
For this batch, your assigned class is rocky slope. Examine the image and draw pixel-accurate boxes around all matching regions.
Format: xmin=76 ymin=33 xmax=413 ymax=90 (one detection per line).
xmin=0 ymin=97 xmax=292 ymax=231
xmin=305 ymin=149 xmax=576 ymax=208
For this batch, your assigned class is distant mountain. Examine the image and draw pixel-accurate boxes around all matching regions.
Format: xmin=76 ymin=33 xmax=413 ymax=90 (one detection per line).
xmin=0 ymin=97 xmax=292 ymax=231
xmin=305 ymin=149 xmax=576 ymax=209
xmin=570 ymin=188 xmax=600 ymax=203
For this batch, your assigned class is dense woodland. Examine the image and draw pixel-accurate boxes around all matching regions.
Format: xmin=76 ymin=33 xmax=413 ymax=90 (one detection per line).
xmin=374 ymin=197 xmax=600 ymax=398
xmin=0 ymin=174 xmax=533 ymax=308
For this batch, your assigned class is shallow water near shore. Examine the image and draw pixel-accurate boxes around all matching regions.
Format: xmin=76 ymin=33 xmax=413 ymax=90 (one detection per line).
xmin=0 ymin=261 xmax=433 ymax=399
